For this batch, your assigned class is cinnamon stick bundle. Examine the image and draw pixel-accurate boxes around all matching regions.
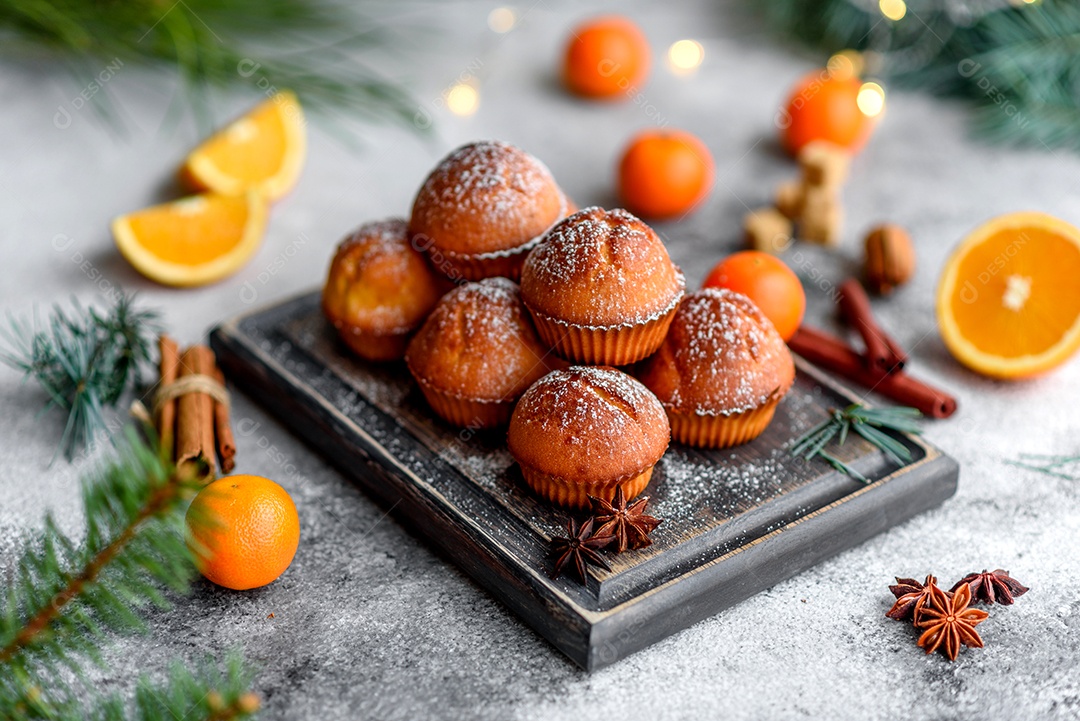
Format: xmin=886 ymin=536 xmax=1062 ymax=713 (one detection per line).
xmin=789 ymin=326 xmax=957 ymax=418
xmin=155 ymin=337 xmax=237 ymax=476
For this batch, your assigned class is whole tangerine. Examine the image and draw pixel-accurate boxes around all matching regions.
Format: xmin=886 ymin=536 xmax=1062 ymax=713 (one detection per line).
xmin=618 ymin=129 xmax=714 ymax=220
xmin=780 ymin=70 xmax=874 ymax=156
xmin=702 ymin=251 xmax=806 ymax=341
xmin=185 ymin=474 xmax=300 ymax=591
xmin=563 ymin=16 xmax=650 ymax=100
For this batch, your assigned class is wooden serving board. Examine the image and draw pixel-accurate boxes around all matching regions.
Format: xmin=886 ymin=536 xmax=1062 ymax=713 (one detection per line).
xmin=210 ymin=291 xmax=958 ymax=671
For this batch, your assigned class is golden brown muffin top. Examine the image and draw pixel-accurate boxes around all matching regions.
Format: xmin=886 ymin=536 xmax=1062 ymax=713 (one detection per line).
xmin=636 ymin=288 xmax=795 ymax=416
xmin=520 ymin=207 xmax=685 ymax=327
xmin=408 ymin=141 xmax=567 ymax=257
xmin=321 ymin=218 xmax=443 ymax=335
xmin=507 ymin=366 xmax=669 ymax=484
xmin=405 ymin=278 xmax=557 ymax=402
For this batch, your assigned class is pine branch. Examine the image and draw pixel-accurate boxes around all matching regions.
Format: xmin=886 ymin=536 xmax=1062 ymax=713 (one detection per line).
xmin=0 ymin=0 xmax=424 ymax=136
xmin=790 ymin=403 xmax=922 ymax=483
xmin=0 ymin=428 xmax=213 ymax=708
xmin=0 ymin=293 xmax=159 ymax=460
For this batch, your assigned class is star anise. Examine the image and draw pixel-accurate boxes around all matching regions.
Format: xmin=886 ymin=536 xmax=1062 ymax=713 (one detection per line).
xmin=950 ymin=569 xmax=1029 ymax=605
xmin=916 ymin=582 xmax=989 ymax=661
xmin=549 ymin=517 xmax=612 ymax=582
xmin=588 ymin=485 xmax=662 ymax=553
xmin=886 ymin=574 xmax=950 ymax=622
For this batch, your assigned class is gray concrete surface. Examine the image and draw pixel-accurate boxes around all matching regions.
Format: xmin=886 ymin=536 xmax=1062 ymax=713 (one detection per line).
xmin=2 ymin=1 xmax=1079 ymax=718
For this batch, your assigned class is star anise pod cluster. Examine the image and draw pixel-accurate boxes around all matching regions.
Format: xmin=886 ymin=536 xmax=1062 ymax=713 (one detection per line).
xmin=885 ymin=567 xmax=1029 ymax=662
xmin=547 ymin=486 xmax=664 ymax=584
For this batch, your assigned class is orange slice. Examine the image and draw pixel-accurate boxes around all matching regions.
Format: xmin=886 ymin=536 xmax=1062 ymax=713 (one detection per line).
xmin=112 ymin=192 xmax=267 ymax=287
xmin=180 ymin=91 xmax=305 ymax=201
xmin=937 ymin=211 xmax=1080 ymax=379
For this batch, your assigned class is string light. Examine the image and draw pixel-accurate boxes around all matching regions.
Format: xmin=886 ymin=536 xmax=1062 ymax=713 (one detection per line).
xmin=857 ymin=81 xmax=886 ymax=118
xmin=447 ymin=83 xmax=479 ymax=116
xmin=487 ymin=7 xmax=516 ymax=33
xmin=667 ymin=39 xmax=704 ymax=73
xmin=826 ymin=50 xmax=862 ymax=81
xmin=879 ymin=0 xmax=907 ymax=21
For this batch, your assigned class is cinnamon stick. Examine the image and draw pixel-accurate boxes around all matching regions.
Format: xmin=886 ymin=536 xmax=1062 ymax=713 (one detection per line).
xmin=212 ymin=364 xmax=236 ymax=473
xmin=157 ymin=335 xmax=180 ymax=458
xmin=176 ymin=346 xmax=216 ymax=475
xmin=838 ymin=278 xmax=907 ymax=373
xmin=789 ymin=326 xmax=957 ymax=418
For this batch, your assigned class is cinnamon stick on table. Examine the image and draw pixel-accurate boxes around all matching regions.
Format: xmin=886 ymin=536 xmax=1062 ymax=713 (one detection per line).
xmin=789 ymin=326 xmax=957 ymax=418
xmin=212 ymin=365 xmax=236 ymax=473
xmin=176 ymin=345 xmax=217 ymax=474
xmin=157 ymin=335 xmax=180 ymax=458
xmin=837 ymin=278 xmax=907 ymax=373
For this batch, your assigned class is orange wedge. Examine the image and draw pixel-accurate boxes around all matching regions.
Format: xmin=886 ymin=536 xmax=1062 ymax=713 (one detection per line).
xmin=180 ymin=91 xmax=305 ymax=201
xmin=937 ymin=211 xmax=1080 ymax=379
xmin=112 ymin=192 xmax=267 ymax=287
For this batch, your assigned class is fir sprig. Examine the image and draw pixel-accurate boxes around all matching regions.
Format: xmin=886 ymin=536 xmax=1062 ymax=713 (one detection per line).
xmin=0 ymin=0 xmax=422 ymax=135
xmin=0 ymin=429 xmax=213 ymax=705
xmin=1006 ymin=452 xmax=1080 ymax=480
xmin=0 ymin=293 xmax=159 ymax=461
xmin=756 ymin=0 xmax=1080 ymax=151
xmin=791 ymin=403 xmax=922 ymax=482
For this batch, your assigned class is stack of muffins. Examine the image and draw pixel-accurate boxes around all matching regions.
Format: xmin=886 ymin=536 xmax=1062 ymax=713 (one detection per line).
xmin=322 ymin=140 xmax=795 ymax=511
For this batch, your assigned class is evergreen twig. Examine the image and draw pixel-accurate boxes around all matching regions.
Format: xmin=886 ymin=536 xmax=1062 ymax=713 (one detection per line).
xmin=0 ymin=293 xmax=159 ymax=461
xmin=790 ymin=403 xmax=922 ymax=483
xmin=0 ymin=0 xmax=423 ymax=136
xmin=1006 ymin=452 xmax=1080 ymax=480
xmin=0 ymin=428 xmax=256 ymax=719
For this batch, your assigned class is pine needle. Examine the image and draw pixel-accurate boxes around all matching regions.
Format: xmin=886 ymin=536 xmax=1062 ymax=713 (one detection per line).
xmin=0 ymin=0 xmax=423 ymax=136
xmin=790 ymin=403 xmax=922 ymax=483
xmin=0 ymin=293 xmax=159 ymax=461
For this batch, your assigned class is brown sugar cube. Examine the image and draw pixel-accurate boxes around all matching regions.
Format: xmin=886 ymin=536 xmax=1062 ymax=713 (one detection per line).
xmin=798 ymin=141 xmax=850 ymax=188
xmin=743 ymin=208 xmax=794 ymax=254
xmin=774 ymin=180 xmax=805 ymax=220
xmin=800 ymin=187 xmax=842 ymax=246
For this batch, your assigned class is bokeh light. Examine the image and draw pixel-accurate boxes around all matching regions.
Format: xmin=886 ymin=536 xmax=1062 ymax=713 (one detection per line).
xmin=857 ymin=81 xmax=886 ymax=118
xmin=487 ymin=7 xmax=516 ymax=33
xmin=667 ymin=39 xmax=704 ymax=73
xmin=879 ymin=0 xmax=907 ymax=21
xmin=447 ymin=83 xmax=479 ymax=116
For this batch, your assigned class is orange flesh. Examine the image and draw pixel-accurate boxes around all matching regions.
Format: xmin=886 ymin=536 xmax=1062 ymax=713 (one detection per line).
xmin=200 ymin=103 xmax=288 ymax=182
xmin=949 ymin=227 xmax=1080 ymax=357
xmin=126 ymin=196 xmax=249 ymax=266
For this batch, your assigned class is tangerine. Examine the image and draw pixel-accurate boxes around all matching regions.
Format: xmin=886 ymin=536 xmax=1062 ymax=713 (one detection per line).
xmin=702 ymin=251 xmax=806 ymax=341
xmin=618 ymin=129 xmax=714 ymax=220
xmin=185 ymin=474 xmax=300 ymax=591
xmin=563 ymin=16 xmax=650 ymax=100
xmin=780 ymin=70 xmax=873 ymax=156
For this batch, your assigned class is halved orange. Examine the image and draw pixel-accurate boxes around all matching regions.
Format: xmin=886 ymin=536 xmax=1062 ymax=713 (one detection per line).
xmin=112 ymin=192 xmax=267 ymax=287
xmin=180 ymin=91 xmax=305 ymax=201
xmin=937 ymin=211 xmax=1080 ymax=379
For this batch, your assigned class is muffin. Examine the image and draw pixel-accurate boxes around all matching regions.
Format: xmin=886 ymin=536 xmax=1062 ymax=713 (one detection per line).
xmin=321 ymin=218 xmax=444 ymax=361
xmin=520 ymin=206 xmax=685 ymax=365
xmin=408 ymin=141 xmax=573 ymax=281
xmin=635 ymin=287 xmax=795 ymax=448
xmin=508 ymin=366 xmax=670 ymax=509
xmin=405 ymin=278 xmax=560 ymax=429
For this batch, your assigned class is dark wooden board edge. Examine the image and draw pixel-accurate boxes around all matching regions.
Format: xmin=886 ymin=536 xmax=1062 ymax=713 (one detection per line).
xmin=210 ymin=302 xmax=959 ymax=672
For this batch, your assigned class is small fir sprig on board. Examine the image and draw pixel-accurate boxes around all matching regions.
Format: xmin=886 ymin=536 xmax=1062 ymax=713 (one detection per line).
xmin=0 ymin=428 xmax=259 ymax=720
xmin=0 ymin=0 xmax=421 ymax=135
xmin=756 ymin=0 xmax=1080 ymax=151
xmin=790 ymin=403 xmax=922 ymax=482
xmin=0 ymin=294 xmax=159 ymax=460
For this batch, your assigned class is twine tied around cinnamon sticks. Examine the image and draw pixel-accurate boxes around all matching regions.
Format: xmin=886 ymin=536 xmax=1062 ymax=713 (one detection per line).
xmin=153 ymin=336 xmax=236 ymax=475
